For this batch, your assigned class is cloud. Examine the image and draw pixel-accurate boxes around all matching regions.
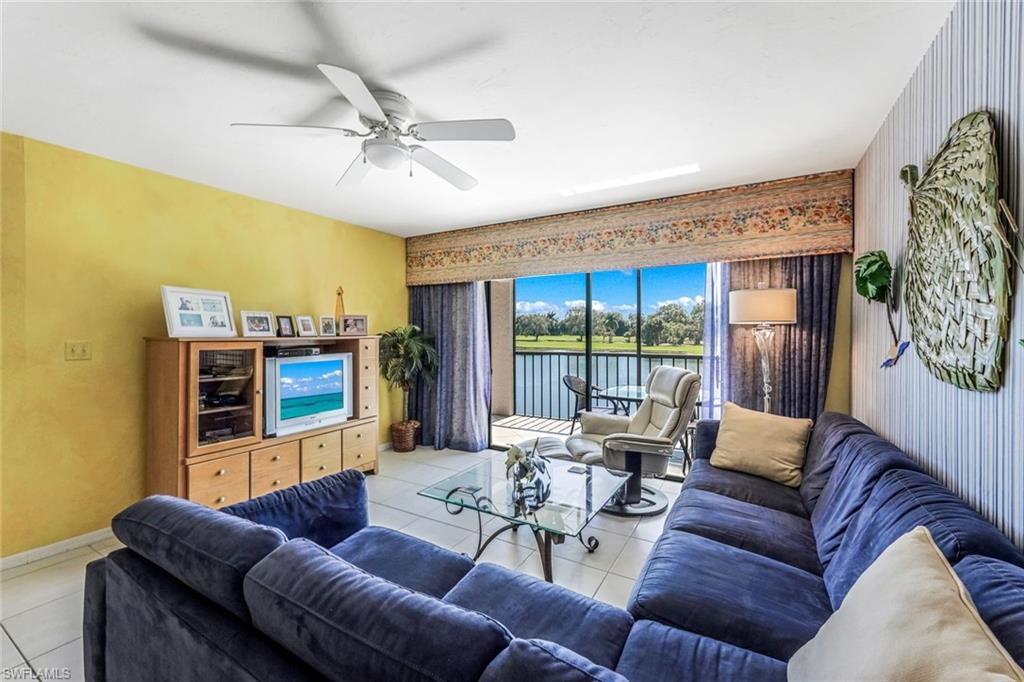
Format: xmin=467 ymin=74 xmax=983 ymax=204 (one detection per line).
xmin=319 ymin=370 xmax=343 ymax=379
xmin=611 ymin=303 xmax=636 ymax=313
xmin=516 ymin=300 xmax=560 ymax=314
xmin=280 ymin=377 xmax=294 ymax=385
xmin=564 ymin=299 xmax=607 ymax=312
xmin=655 ymin=295 xmax=705 ymax=309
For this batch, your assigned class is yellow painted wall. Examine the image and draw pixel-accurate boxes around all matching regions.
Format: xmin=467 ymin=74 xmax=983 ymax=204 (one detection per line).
xmin=1 ymin=134 xmax=407 ymax=556
xmin=824 ymin=253 xmax=852 ymax=414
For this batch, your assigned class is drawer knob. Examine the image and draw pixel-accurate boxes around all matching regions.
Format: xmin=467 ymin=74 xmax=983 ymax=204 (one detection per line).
xmin=216 ymin=496 xmax=226 ymax=504
xmin=319 ymin=464 xmax=326 ymax=471
xmin=356 ymin=433 xmax=362 ymax=439
xmin=364 ymin=365 xmax=369 ymax=370
xmin=357 ymin=453 xmax=362 ymax=459
xmin=217 ymin=469 xmax=227 ymax=476
xmin=272 ymin=455 xmax=280 ymax=461
xmin=364 ymin=385 xmax=369 ymax=390
xmin=255 ymin=389 xmax=262 ymax=395
xmin=272 ymin=479 xmax=281 ymax=486
xmin=318 ymin=443 xmax=325 ymax=449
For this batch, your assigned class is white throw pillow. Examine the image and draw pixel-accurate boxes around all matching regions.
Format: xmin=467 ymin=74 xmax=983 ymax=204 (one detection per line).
xmin=788 ymin=526 xmax=1024 ymax=682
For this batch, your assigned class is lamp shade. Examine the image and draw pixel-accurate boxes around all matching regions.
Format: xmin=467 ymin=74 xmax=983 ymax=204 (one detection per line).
xmin=729 ymin=288 xmax=797 ymax=324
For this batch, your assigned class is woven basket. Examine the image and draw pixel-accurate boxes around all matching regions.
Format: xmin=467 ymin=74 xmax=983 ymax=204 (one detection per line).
xmin=390 ymin=420 xmax=420 ymax=453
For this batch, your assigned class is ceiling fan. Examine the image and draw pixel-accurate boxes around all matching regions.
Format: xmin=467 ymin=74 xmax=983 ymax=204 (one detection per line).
xmin=231 ymin=64 xmax=515 ymax=191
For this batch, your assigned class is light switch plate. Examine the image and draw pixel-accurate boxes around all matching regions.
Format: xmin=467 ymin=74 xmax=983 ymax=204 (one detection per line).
xmin=64 ymin=341 xmax=92 ymax=361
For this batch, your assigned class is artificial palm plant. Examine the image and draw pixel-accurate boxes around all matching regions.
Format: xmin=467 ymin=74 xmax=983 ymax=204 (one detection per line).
xmin=380 ymin=325 xmax=438 ymax=451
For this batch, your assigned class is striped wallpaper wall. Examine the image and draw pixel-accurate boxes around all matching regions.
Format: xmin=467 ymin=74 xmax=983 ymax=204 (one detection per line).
xmin=853 ymin=0 xmax=1023 ymax=547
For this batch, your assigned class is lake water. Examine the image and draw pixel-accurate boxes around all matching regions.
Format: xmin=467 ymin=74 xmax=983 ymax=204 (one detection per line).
xmin=514 ymin=352 xmax=702 ymax=420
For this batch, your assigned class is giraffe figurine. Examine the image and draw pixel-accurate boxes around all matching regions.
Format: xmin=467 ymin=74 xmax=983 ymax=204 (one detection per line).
xmin=335 ymin=286 xmax=345 ymax=327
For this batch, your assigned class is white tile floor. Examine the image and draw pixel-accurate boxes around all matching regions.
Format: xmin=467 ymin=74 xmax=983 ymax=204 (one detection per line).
xmin=0 ymin=446 xmax=679 ymax=680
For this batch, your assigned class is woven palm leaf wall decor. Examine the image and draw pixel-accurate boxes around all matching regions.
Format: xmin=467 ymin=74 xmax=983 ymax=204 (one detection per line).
xmin=900 ymin=111 xmax=1014 ymax=392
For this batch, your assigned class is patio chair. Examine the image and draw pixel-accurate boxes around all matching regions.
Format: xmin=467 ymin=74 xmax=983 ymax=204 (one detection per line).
xmin=562 ymin=375 xmax=614 ymax=435
xmin=565 ymin=366 xmax=701 ymax=516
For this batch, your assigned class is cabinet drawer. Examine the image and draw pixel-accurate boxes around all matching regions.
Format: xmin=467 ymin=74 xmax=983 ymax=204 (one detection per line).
xmin=251 ymin=441 xmax=300 ymax=497
xmin=343 ymin=422 xmax=377 ymax=469
xmin=187 ymin=452 xmax=250 ymax=508
xmin=359 ymin=338 xmax=378 ymax=358
xmin=358 ymin=369 xmax=378 ymax=418
xmin=301 ymin=431 xmax=342 ymax=482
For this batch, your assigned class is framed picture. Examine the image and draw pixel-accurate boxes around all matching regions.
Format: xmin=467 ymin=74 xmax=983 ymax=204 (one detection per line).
xmin=240 ymin=311 xmax=275 ymax=337
xmin=276 ymin=315 xmax=295 ymax=337
xmin=319 ymin=316 xmax=337 ymax=336
xmin=160 ymin=286 xmax=236 ymax=338
xmin=340 ymin=315 xmax=368 ymax=336
xmin=296 ymin=315 xmax=317 ymax=337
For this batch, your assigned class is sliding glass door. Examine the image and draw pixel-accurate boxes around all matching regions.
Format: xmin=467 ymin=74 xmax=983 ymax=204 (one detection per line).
xmin=489 ymin=264 xmax=705 ymax=460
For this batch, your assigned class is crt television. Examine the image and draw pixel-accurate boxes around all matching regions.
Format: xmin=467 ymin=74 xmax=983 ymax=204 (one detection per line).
xmin=263 ymin=353 xmax=352 ymax=437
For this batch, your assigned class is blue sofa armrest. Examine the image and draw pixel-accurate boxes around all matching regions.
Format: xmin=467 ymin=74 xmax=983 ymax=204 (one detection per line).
xmin=223 ymin=469 xmax=368 ymax=548
xmin=693 ymin=420 xmax=720 ymax=460
xmin=84 ymin=558 xmax=107 ymax=682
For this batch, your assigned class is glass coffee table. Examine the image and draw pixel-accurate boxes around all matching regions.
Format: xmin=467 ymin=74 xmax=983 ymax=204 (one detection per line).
xmin=419 ymin=458 xmax=631 ymax=582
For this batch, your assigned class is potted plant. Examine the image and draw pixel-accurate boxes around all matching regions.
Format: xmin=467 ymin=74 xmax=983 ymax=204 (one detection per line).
xmin=380 ymin=325 xmax=438 ymax=452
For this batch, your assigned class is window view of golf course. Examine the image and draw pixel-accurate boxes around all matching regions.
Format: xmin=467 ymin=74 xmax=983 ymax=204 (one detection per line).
xmin=514 ymin=264 xmax=706 ymax=356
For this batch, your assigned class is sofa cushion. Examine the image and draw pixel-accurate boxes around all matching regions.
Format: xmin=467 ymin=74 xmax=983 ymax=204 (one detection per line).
xmin=111 ymin=495 xmax=286 ymax=621
xmin=614 ymin=620 xmax=786 ymax=682
xmin=480 ymin=639 xmax=626 ymax=682
xmin=104 ymin=549 xmax=321 ymax=681
xmin=824 ymin=469 xmax=1024 ymax=609
xmin=709 ymin=402 xmax=813 ymax=487
xmin=682 ymin=459 xmax=808 ymax=517
xmin=629 ymin=530 xmax=832 ymax=660
xmin=331 ymin=526 xmax=473 ymax=598
xmin=810 ymin=433 xmax=923 ymax=567
xmin=444 ymin=562 xmax=633 ymax=670
xmin=223 ymin=469 xmax=368 ymax=549
xmin=789 ymin=527 xmax=1024 ymax=682
xmin=244 ymin=539 xmax=512 ymax=682
xmin=956 ymin=555 xmax=1024 ymax=667
xmin=798 ymin=412 xmax=874 ymax=513
xmin=665 ymin=488 xmax=821 ymax=574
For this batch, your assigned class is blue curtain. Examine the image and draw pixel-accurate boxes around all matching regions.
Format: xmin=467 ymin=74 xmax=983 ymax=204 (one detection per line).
xmin=408 ymin=283 xmax=491 ymax=451
xmin=701 ymin=262 xmax=733 ymax=419
xmin=703 ymin=254 xmax=841 ymax=419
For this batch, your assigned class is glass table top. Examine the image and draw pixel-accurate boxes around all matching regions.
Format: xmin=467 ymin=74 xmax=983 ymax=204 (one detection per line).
xmin=418 ymin=458 xmax=630 ymax=537
xmin=599 ymin=385 xmax=647 ymax=401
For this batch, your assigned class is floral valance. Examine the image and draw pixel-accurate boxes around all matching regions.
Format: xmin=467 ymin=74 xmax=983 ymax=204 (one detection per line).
xmin=406 ymin=170 xmax=853 ymax=285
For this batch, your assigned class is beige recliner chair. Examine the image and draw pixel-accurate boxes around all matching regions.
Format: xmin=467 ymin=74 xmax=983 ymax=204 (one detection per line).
xmin=565 ymin=365 xmax=701 ymax=516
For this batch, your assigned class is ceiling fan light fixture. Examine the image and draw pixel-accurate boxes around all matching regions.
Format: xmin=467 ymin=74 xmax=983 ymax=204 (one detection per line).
xmin=362 ymin=138 xmax=409 ymax=170
xmin=558 ymin=163 xmax=701 ymax=196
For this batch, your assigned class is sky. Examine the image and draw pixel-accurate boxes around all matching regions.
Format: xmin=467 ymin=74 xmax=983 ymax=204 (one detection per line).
xmin=279 ymin=360 xmax=344 ymax=399
xmin=515 ymin=263 xmax=706 ymax=317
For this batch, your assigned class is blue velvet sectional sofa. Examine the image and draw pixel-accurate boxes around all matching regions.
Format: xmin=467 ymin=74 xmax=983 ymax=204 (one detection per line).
xmin=84 ymin=412 xmax=1024 ymax=681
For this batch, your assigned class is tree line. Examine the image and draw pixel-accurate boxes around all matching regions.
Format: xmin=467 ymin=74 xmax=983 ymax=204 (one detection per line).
xmin=516 ymin=301 xmax=705 ymax=346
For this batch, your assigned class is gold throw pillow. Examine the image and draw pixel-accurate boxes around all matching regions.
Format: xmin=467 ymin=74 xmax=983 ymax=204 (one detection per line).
xmin=789 ymin=526 xmax=1024 ymax=682
xmin=709 ymin=401 xmax=812 ymax=487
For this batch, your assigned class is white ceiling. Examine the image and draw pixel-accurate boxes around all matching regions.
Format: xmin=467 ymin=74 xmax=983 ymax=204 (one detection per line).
xmin=2 ymin=1 xmax=953 ymax=237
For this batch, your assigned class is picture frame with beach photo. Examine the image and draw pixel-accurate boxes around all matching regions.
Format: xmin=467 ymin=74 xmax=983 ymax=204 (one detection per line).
xmin=161 ymin=286 xmax=236 ymax=338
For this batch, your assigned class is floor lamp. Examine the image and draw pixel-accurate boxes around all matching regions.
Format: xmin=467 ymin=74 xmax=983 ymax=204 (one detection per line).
xmin=729 ymin=284 xmax=797 ymax=414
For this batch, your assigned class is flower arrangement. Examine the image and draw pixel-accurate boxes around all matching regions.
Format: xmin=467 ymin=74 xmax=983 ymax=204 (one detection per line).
xmin=505 ymin=439 xmax=551 ymax=513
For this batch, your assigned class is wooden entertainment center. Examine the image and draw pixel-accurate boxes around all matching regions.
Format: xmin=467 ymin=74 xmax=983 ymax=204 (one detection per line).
xmin=145 ymin=335 xmax=380 ymax=508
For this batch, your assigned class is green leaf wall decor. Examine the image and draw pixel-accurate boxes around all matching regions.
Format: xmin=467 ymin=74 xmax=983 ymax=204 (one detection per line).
xmin=900 ymin=111 xmax=1012 ymax=392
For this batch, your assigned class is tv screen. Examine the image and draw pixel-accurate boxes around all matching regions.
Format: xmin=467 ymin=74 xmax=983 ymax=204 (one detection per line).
xmin=279 ymin=358 xmax=344 ymax=421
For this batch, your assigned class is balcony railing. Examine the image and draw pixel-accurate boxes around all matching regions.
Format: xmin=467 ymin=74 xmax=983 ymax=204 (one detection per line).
xmin=514 ymin=351 xmax=703 ymax=421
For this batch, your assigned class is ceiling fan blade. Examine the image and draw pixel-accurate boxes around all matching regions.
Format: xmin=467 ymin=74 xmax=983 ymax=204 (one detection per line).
xmin=410 ymin=119 xmax=515 ymax=142
xmin=230 ymin=123 xmax=361 ymax=136
xmin=317 ymin=64 xmax=386 ymax=123
xmin=336 ymin=152 xmax=370 ymax=188
xmin=410 ymin=145 xmax=478 ymax=190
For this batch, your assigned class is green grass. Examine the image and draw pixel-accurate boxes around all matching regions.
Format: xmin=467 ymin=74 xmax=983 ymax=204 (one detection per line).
xmin=515 ymin=335 xmax=702 ymax=355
